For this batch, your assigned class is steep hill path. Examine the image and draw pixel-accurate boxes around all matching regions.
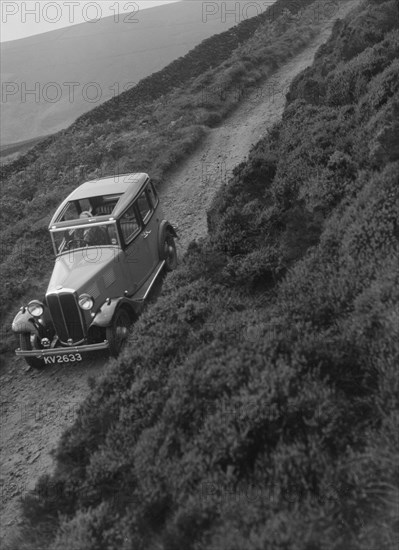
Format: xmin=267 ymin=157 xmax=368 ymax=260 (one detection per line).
xmin=0 ymin=1 xmax=361 ymax=544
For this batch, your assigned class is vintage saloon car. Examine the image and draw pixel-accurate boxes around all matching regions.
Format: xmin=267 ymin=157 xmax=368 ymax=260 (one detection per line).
xmin=12 ymin=173 xmax=178 ymax=368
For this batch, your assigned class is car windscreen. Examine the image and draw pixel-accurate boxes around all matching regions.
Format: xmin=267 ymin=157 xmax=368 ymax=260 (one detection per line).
xmin=51 ymin=223 xmax=119 ymax=255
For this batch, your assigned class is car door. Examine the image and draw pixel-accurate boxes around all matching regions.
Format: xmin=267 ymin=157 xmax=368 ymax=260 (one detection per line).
xmin=119 ymin=205 xmax=153 ymax=295
xmin=135 ymin=186 xmax=160 ymax=269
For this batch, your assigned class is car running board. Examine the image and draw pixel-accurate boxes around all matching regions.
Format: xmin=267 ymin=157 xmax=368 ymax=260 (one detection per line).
xmin=131 ymin=260 xmax=166 ymax=303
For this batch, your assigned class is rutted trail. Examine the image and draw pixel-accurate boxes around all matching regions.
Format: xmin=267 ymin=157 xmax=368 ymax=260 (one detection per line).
xmin=0 ymin=1 xmax=360 ymax=544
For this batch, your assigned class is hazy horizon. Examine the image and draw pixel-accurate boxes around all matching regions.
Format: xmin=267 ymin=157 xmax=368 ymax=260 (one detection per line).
xmin=0 ymin=0 xmax=182 ymax=43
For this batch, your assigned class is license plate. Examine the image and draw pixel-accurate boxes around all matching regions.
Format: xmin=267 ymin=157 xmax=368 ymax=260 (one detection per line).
xmin=43 ymin=353 xmax=83 ymax=365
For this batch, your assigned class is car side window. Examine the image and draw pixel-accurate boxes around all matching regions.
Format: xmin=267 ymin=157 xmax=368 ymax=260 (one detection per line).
xmin=147 ymin=183 xmax=159 ymax=208
xmin=137 ymin=190 xmax=152 ymax=222
xmin=120 ymin=206 xmax=140 ymax=243
xmin=62 ymin=201 xmax=79 ymax=221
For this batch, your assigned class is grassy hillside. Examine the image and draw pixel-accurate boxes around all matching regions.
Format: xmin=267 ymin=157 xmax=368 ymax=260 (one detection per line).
xmin=9 ymin=0 xmax=399 ymax=548
xmin=0 ymin=0 xmax=319 ymax=353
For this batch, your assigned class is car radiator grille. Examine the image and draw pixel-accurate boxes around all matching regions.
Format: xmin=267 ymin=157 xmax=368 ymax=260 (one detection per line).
xmin=47 ymin=292 xmax=85 ymax=344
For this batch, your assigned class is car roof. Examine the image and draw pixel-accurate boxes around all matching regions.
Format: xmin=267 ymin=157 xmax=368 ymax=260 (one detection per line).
xmin=68 ymin=173 xmax=148 ymax=200
xmin=49 ymin=173 xmax=149 ymax=228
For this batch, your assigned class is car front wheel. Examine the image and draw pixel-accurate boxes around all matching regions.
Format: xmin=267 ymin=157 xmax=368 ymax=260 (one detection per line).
xmin=106 ymin=308 xmax=132 ymax=357
xmin=164 ymin=234 xmax=178 ymax=272
xmin=18 ymin=333 xmax=44 ymax=369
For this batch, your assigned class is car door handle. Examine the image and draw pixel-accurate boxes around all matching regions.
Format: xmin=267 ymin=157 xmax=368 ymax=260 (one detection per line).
xmin=143 ymin=230 xmax=152 ymax=239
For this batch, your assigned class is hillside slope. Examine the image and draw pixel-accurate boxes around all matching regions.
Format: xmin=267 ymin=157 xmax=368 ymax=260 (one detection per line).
xmin=0 ymin=0 xmax=262 ymax=144
xmin=5 ymin=0 xmax=398 ymax=549
xmin=1 ymin=10 xmax=360 ymax=542
xmin=1 ymin=0 xmax=341 ymax=544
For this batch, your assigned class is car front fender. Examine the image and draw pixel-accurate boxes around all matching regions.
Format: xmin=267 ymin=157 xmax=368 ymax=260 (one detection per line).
xmin=12 ymin=309 xmax=40 ymax=335
xmin=91 ymin=298 xmax=136 ymax=328
xmin=158 ymin=220 xmax=178 ymax=261
xmin=167 ymin=222 xmax=178 ymax=239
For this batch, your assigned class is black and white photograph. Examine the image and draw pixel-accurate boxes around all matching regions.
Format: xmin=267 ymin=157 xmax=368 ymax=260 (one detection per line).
xmin=0 ymin=0 xmax=398 ymax=548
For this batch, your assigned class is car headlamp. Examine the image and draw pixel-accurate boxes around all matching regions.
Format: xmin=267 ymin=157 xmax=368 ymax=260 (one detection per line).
xmin=27 ymin=300 xmax=44 ymax=317
xmin=78 ymin=294 xmax=94 ymax=311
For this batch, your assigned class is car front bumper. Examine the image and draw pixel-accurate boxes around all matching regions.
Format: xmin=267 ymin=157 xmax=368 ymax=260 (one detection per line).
xmin=15 ymin=341 xmax=109 ymax=358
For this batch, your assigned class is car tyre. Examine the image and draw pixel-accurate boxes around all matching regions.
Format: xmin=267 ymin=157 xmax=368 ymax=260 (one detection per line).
xmin=18 ymin=333 xmax=45 ymax=369
xmin=106 ymin=307 xmax=132 ymax=357
xmin=164 ymin=234 xmax=178 ymax=272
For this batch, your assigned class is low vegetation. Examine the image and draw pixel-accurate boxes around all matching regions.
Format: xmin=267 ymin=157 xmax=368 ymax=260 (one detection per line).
xmin=7 ymin=0 xmax=398 ymax=548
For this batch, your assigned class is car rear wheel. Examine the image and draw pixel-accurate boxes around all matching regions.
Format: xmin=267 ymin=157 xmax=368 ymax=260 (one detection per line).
xmin=106 ymin=308 xmax=132 ymax=357
xmin=18 ymin=333 xmax=44 ymax=369
xmin=164 ymin=234 xmax=178 ymax=272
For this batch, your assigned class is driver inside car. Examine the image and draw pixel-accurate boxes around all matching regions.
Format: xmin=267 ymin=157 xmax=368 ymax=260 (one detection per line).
xmin=69 ymin=211 xmax=90 ymax=243
xmin=64 ymin=212 xmax=108 ymax=250
xmin=83 ymin=225 xmax=108 ymax=246
xmin=67 ymin=211 xmax=107 ymax=247
xmin=78 ymin=211 xmax=108 ymax=246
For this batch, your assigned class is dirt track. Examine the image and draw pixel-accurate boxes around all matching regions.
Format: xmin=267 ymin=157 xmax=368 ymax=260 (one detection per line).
xmin=0 ymin=1 xmax=360 ymax=543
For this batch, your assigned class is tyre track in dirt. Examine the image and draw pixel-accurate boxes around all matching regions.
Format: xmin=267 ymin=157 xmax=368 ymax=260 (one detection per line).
xmin=0 ymin=1 xmax=360 ymax=543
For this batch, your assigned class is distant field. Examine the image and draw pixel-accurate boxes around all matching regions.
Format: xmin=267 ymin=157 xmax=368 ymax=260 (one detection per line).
xmin=0 ymin=136 xmax=48 ymax=161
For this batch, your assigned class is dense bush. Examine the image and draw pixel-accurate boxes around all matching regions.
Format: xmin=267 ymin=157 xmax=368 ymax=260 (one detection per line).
xmin=7 ymin=0 xmax=399 ymax=548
